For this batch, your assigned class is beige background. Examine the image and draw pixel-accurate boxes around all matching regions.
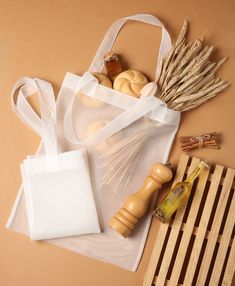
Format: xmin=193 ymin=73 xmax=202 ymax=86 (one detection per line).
xmin=0 ymin=0 xmax=234 ymax=285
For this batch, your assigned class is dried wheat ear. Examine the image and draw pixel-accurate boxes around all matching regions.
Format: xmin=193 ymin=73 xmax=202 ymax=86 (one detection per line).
xmin=155 ymin=20 xmax=229 ymax=111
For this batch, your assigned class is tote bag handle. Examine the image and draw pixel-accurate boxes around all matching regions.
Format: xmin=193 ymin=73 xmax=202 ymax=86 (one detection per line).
xmin=63 ymin=72 xmax=180 ymax=146
xmin=88 ymin=13 xmax=171 ymax=80
xmin=11 ymin=77 xmax=58 ymax=155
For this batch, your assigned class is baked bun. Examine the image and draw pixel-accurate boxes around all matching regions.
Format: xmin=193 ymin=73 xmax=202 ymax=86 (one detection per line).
xmin=86 ymin=119 xmax=122 ymax=151
xmin=113 ymin=70 xmax=148 ymax=98
xmin=92 ymin=72 xmax=112 ymax=88
xmin=79 ymin=73 xmax=112 ymax=108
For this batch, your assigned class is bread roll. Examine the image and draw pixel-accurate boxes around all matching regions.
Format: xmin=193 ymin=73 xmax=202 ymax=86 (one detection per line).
xmin=86 ymin=119 xmax=122 ymax=151
xmin=79 ymin=73 xmax=112 ymax=108
xmin=92 ymin=72 xmax=112 ymax=88
xmin=113 ymin=70 xmax=148 ymax=98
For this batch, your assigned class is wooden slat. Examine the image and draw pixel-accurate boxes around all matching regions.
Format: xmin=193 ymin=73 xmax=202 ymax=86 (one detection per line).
xmin=153 ymin=276 xmax=183 ymax=286
xmin=142 ymin=221 xmax=169 ymax=286
xmin=168 ymin=162 xmax=210 ymax=285
xmin=222 ymin=237 xmax=235 ymax=285
xmin=210 ymin=181 xmax=235 ymax=285
xmin=196 ymin=168 xmax=235 ymax=285
xmin=180 ymin=223 xmax=233 ymax=247
xmin=183 ymin=165 xmax=224 ymax=285
xmin=142 ymin=154 xmax=189 ymax=286
xmin=155 ymin=157 xmax=200 ymax=286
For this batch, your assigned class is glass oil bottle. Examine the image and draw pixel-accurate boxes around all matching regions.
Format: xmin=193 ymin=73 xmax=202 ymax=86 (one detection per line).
xmin=154 ymin=161 xmax=209 ymax=223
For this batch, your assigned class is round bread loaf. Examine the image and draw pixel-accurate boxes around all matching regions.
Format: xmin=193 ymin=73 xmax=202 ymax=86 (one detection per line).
xmin=86 ymin=119 xmax=122 ymax=151
xmin=113 ymin=70 xmax=148 ymax=98
xmin=79 ymin=72 xmax=112 ymax=108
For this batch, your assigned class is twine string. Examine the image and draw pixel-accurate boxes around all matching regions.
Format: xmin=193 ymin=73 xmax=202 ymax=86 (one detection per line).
xmin=190 ymin=134 xmax=211 ymax=148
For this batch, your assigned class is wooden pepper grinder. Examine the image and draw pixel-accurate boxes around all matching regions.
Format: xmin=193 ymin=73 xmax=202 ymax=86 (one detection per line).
xmin=109 ymin=163 xmax=172 ymax=237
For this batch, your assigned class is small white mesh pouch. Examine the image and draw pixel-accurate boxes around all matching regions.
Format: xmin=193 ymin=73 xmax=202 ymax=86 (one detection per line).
xmin=11 ymin=77 xmax=100 ymax=240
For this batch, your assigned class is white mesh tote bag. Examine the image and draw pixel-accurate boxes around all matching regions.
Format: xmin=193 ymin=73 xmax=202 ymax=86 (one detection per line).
xmin=7 ymin=14 xmax=180 ymax=271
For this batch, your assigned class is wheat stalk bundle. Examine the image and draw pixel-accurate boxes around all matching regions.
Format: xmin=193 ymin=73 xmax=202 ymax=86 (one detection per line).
xmin=156 ymin=20 xmax=229 ymax=110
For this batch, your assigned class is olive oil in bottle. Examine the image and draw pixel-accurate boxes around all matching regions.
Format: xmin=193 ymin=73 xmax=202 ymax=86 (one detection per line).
xmin=154 ymin=161 xmax=209 ymax=223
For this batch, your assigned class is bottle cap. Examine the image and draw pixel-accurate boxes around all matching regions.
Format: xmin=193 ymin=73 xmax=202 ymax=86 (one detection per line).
xmin=199 ymin=160 xmax=209 ymax=170
xmin=104 ymin=51 xmax=119 ymax=62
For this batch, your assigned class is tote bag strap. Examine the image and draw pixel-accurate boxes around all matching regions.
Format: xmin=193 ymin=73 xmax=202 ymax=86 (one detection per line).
xmin=11 ymin=77 xmax=58 ymax=155
xmin=63 ymin=72 xmax=180 ymax=146
xmin=88 ymin=13 xmax=171 ymax=80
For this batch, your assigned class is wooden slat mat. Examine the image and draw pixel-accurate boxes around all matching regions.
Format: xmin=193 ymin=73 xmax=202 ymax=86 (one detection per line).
xmin=143 ymin=154 xmax=235 ymax=286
